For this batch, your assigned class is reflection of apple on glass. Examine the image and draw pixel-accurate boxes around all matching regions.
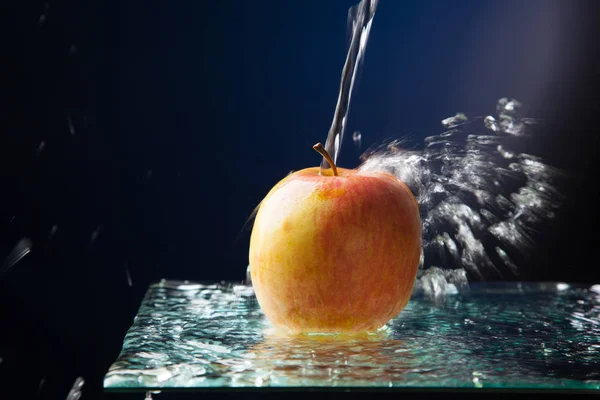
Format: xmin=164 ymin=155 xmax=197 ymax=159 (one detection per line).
xmin=243 ymin=332 xmax=413 ymax=385
xmin=249 ymin=143 xmax=421 ymax=334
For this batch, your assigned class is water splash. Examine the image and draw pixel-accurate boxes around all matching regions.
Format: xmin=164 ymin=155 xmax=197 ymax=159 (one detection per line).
xmin=359 ymin=98 xmax=564 ymax=284
xmin=412 ymin=267 xmax=468 ymax=301
xmin=320 ymin=0 xmax=378 ymax=175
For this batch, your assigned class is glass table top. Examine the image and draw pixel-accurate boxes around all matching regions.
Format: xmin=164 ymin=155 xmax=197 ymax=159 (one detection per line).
xmin=104 ymin=280 xmax=600 ymax=392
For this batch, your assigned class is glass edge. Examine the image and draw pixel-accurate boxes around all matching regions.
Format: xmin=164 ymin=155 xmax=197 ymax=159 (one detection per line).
xmin=103 ymin=386 xmax=600 ymax=394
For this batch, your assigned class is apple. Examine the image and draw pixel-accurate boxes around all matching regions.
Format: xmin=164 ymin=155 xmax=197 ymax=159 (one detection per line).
xmin=249 ymin=143 xmax=422 ymax=334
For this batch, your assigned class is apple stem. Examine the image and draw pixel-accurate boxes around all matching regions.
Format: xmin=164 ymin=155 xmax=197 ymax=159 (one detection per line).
xmin=313 ymin=143 xmax=339 ymax=176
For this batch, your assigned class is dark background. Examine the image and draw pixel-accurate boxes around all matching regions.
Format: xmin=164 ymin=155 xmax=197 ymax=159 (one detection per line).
xmin=1 ymin=0 xmax=599 ymax=399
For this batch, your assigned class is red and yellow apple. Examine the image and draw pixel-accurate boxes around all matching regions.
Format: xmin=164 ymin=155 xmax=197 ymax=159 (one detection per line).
xmin=249 ymin=143 xmax=421 ymax=334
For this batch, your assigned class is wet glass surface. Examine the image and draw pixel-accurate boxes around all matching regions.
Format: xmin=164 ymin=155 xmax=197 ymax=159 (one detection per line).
xmin=104 ymin=281 xmax=600 ymax=391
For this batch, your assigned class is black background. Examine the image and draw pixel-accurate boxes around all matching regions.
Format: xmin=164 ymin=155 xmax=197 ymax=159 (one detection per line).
xmin=1 ymin=1 xmax=599 ymax=399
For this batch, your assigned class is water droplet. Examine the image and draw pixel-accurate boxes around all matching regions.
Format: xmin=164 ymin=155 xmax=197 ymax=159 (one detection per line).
xmin=68 ymin=44 xmax=78 ymax=56
xmin=1 ymin=238 xmax=33 ymax=276
xmin=49 ymin=225 xmax=58 ymax=239
xmin=495 ymin=98 xmax=525 ymax=135
xmin=497 ymin=97 xmax=522 ymax=116
xmin=499 ymin=118 xmax=525 ymax=136
xmin=245 ymin=265 xmax=252 ymax=284
xmin=37 ymin=377 xmax=45 ymax=396
xmin=352 ymin=131 xmax=362 ymax=150
xmin=125 ymin=263 xmax=133 ymax=287
xmin=495 ymin=247 xmax=518 ymax=274
xmin=36 ymin=141 xmax=46 ymax=155
xmin=440 ymin=129 xmax=458 ymax=138
xmin=496 ymin=145 xmax=514 ymax=159
xmin=521 ymin=118 xmax=540 ymax=125
xmin=0 ymin=357 xmax=3 ymax=365
xmin=65 ymin=377 xmax=84 ymax=400
xmin=67 ymin=115 xmax=75 ymax=135
xmin=441 ymin=112 xmax=468 ymax=128
xmin=147 ymin=170 xmax=153 ymax=180
xmin=90 ymin=227 xmax=101 ymax=245
xmin=38 ymin=2 xmax=49 ymax=24
xmin=484 ymin=116 xmax=499 ymax=132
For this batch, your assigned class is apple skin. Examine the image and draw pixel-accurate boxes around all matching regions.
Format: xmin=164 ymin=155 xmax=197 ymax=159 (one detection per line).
xmin=249 ymin=167 xmax=422 ymax=334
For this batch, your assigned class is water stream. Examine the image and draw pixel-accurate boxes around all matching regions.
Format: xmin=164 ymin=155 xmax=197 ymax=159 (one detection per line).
xmin=320 ymin=0 xmax=378 ymax=175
